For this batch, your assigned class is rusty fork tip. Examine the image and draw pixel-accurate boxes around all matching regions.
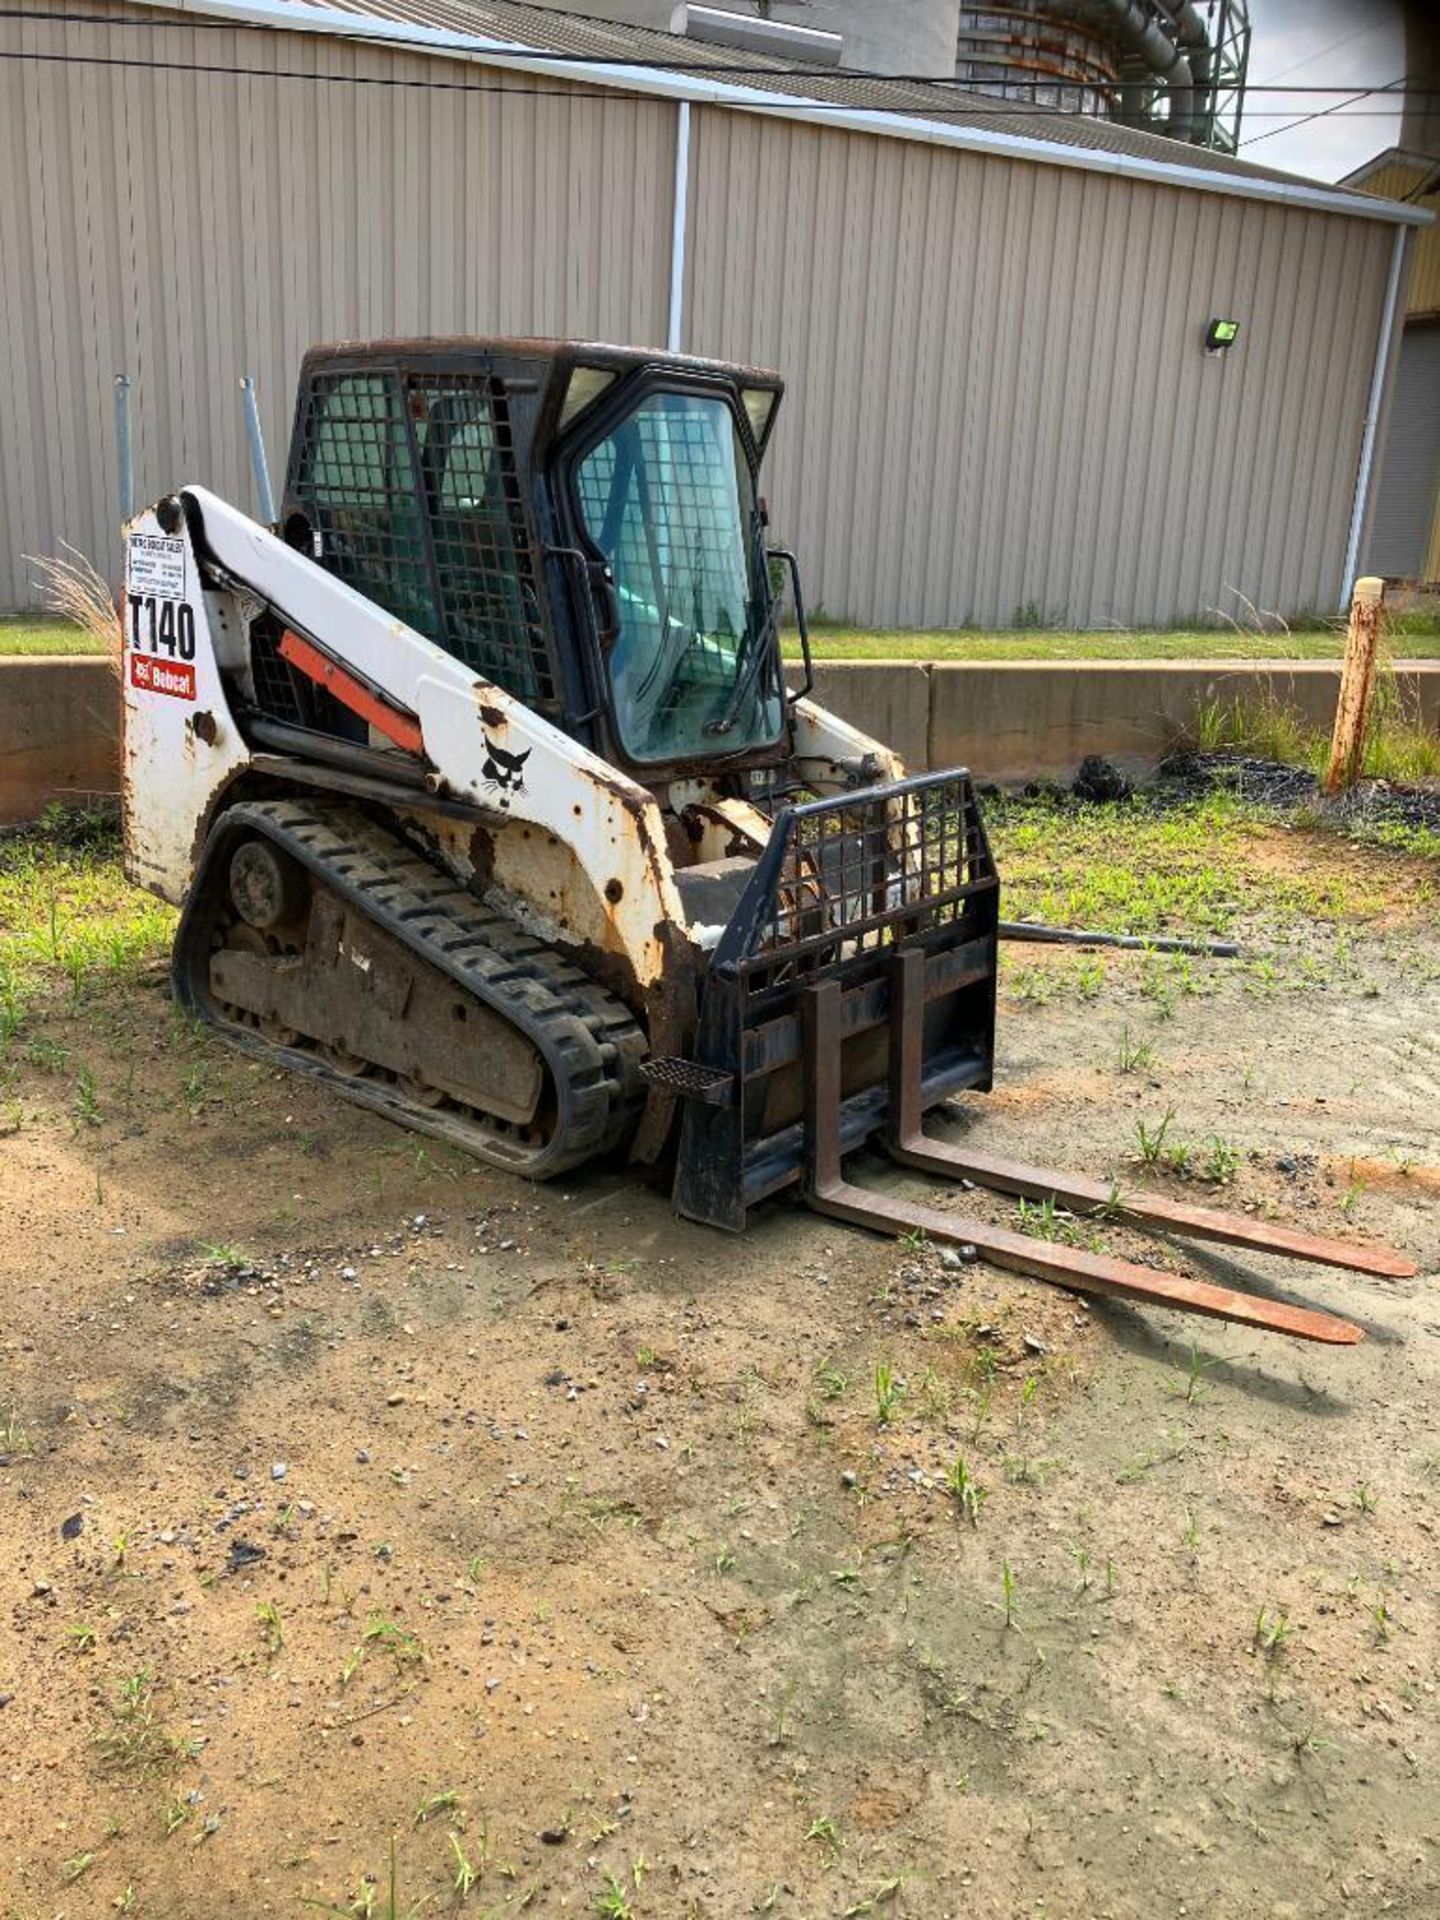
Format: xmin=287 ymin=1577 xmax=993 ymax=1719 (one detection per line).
xmin=1222 ymin=1303 xmax=1365 ymax=1345
xmin=1362 ymin=1251 xmax=1420 ymax=1280
xmin=1311 ymin=1319 xmax=1365 ymax=1346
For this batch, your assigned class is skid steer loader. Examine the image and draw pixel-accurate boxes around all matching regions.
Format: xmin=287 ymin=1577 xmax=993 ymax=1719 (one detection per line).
xmin=120 ymin=338 xmax=1413 ymax=1344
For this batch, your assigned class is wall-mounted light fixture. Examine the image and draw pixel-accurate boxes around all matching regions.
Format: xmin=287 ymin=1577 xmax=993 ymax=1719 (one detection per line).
xmin=1204 ymin=318 xmax=1241 ymax=355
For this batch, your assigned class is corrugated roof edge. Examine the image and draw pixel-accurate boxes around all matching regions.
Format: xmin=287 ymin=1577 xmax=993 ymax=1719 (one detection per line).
xmin=130 ymin=0 xmax=1433 ymax=225
xmin=1342 ymin=147 xmax=1440 ymax=195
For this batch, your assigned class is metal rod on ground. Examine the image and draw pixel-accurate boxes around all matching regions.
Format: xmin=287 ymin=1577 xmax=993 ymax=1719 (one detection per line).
xmin=114 ymin=374 xmax=133 ymax=523
xmin=1324 ymin=575 xmax=1385 ymax=795
xmin=998 ymin=921 xmax=1239 ymax=959
xmin=239 ymin=376 xmax=277 ymax=526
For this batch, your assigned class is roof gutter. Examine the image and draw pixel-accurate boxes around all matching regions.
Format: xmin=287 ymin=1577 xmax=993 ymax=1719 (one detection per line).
xmin=148 ymin=0 xmax=1433 ymax=226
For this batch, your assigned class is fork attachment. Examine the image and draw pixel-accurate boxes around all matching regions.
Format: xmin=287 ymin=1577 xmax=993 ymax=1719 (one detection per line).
xmin=800 ymin=963 xmax=1373 ymax=1347
xmin=884 ymin=949 xmax=1417 ymax=1283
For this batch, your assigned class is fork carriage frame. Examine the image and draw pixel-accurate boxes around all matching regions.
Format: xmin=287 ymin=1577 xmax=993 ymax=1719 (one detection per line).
xmin=673 ymin=767 xmax=1001 ymax=1232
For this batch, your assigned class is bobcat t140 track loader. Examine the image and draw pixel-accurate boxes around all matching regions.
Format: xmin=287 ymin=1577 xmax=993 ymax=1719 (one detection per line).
xmin=121 ymin=339 xmax=1412 ymax=1343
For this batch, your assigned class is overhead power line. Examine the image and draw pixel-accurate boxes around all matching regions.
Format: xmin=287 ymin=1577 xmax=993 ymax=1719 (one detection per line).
xmin=1239 ymin=77 xmax=1407 ymax=150
xmin=0 ymin=42 xmax=1428 ymax=122
xmin=0 ymin=4 xmax=1433 ymax=104
xmin=0 ymin=36 xmax=1428 ymax=125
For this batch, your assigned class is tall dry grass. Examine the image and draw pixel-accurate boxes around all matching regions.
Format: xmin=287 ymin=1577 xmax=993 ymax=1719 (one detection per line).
xmin=24 ymin=543 xmax=121 ymax=675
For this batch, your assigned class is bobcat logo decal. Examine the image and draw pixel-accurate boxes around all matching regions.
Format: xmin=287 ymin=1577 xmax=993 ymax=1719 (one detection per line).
xmin=481 ymin=735 xmax=531 ymax=809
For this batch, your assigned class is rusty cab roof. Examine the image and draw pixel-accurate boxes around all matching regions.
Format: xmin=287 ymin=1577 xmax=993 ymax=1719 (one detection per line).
xmin=298 ymin=336 xmax=782 ymax=394
xmin=295 ymin=336 xmax=786 ymax=460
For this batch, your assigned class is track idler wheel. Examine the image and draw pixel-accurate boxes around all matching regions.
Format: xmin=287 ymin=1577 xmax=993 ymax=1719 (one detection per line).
xmin=229 ymin=838 xmax=308 ymax=931
xmin=398 ymin=1072 xmax=448 ymax=1108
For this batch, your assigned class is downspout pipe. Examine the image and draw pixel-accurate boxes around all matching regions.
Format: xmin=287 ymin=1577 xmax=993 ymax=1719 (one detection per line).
xmin=1341 ymin=224 xmax=1409 ymax=607
xmin=667 ymin=98 xmax=691 ymax=354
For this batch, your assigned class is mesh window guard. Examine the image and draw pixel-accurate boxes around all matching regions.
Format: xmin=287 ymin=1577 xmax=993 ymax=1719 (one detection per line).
xmin=289 ymin=370 xmax=554 ymax=707
xmin=408 ymin=374 xmax=554 ymax=704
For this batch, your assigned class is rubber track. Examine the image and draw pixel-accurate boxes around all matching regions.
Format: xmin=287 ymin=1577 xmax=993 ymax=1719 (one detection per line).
xmin=183 ymin=798 xmax=648 ymax=1176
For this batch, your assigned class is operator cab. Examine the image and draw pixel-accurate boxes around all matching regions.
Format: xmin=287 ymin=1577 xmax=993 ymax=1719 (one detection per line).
xmin=275 ymin=338 xmax=805 ymax=787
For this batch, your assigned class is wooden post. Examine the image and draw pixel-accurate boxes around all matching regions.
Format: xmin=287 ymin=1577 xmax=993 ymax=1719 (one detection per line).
xmin=1324 ymin=576 xmax=1385 ymax=795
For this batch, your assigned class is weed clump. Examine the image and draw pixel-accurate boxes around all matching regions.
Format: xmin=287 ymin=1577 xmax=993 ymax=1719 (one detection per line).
xmin=93 ymin=1670 xmax=191 ymax=1775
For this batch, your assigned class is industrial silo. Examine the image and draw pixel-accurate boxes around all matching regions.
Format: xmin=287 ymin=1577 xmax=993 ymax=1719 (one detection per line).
xmin=953 ymin=2 xmax=1252 ymax=151
xmin=519 ymin=2 xmax=1251 ymax=148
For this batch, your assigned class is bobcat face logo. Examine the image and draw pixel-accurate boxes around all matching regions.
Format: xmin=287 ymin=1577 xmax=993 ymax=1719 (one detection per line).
xmin=481 ymin=735 xmax=531 ymax=809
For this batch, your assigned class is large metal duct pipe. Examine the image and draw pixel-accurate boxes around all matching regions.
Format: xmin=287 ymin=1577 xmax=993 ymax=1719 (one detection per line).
xmin=1161 ymin=0 xmax=1216 ymax=132
xmin=954 ymin=3 xmax=1207 ymax=142
xmin=1087 ymin=0 xmax=1195 ymax=140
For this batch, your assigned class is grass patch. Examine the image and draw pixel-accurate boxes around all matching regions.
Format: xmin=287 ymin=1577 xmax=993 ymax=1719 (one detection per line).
xmin=0 ymin=614 xmax=112 ymax=656
xmin=1344 ymin=815 xmax=1440 ymax=862
xmin=13 ymin=609 xmax=1439 ymax=663
xmin=1194 ymin=678 xmax=1440 ymax=783
xmin=986 ymin=789 xmax=1434 ymax=938
xmin=783 ymin=613 xmax=1440 ymax=665
xmin=0 ymin=806 xmax=173 ymax=1063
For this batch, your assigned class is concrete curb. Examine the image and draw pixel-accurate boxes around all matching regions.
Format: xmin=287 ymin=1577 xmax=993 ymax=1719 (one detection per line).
xmin=790 ymin=658 xmax=1440 ymax=781
xmin=3 ymin=655 xmax=1438 ymax=825
xmin=0 ymin=657 xmax=121 ymax=825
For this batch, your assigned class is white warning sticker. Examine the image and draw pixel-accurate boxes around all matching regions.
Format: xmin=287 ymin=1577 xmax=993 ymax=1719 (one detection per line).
xmin=125 ymin=533 xmax=186 ymax=599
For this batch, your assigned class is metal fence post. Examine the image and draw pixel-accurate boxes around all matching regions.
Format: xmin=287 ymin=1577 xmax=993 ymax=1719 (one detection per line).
xmin=114 ymin=374 xmax=133 ymax=523
xmin=240 ymin=375 xmax=277 ymax=525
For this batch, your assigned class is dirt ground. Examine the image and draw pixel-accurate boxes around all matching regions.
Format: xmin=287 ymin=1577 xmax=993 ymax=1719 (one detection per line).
xmin=2 ymin=857 xmax=1438 ymax=1918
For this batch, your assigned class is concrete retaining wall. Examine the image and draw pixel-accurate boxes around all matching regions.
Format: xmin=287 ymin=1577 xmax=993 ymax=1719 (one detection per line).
xmin=792 ymin=659 xmax=1440 ymax=781
xmin=3 ymin=656 xmax=1438 ymax=826
xmin=0 ymin=657 xmax=120 ymax=825
xmin=800 ymin=661 xmax=935 ymax=772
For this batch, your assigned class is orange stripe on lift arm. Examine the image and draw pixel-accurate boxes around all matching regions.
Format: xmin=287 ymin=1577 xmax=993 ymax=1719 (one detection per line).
xmin=278 ymin=629 xmax=425 ymax=757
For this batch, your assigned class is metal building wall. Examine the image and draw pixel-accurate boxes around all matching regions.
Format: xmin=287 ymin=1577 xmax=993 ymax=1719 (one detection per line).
xmin=767 ymin=0 xmax=960 ymax=77
xmin=683 ymin=110 xmax=1395 ymax=627
xmin=1358 ymin=159 xmax=1440 ymax=317
xmin=1366 ymin=322 xmax=1440 ymax=579
xmin=1345 ymin=156 xmax=1439 ymax=582
xmin=0 ymin=0 xmax=1403 ymax=626
xmin=0 ymin=2 xmax=675 ymax=609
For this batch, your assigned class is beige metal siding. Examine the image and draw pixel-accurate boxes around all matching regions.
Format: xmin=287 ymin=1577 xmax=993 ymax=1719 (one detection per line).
xmin=684 ymin=110 xmax=1394 ymax=627
xmin=0 ymin=1 xmax=674 ymax=608
xmin=1411 ymin=197 xmax=1440 ymax=319
xmin=0 ymin=0 xmax=1405 ymax=629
